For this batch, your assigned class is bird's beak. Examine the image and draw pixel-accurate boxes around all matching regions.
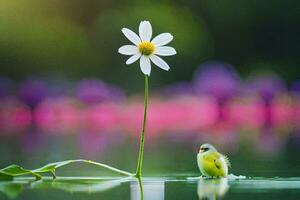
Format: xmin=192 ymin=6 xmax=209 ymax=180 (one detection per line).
xmin=199 ymin=149 xmax=204 ymax=153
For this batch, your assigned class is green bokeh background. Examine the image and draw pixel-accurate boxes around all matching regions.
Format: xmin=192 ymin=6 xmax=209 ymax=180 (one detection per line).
xmin=1 ymin=0 xmax=299 ymax=91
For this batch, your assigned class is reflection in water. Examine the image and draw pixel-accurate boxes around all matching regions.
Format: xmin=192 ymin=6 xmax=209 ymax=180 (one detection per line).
xmin=231 ymin=178 xmax=300 ymax=190
xmin=0 ymin=177 xmax=148 ymax=199
xmin=0 ymin=181 xmax=24 ymax=199
xmin=31 ymin=178 xmax=127 ymax=193
xmin=3 ymin=177 xmax=300 ymax=199
xmin=197 ymin=178 xmax=229 ymax=200
xmin=131 ymin=178 xmax=164 ymax=200
xmin=0 ymin=177 xmax=129 ymax=198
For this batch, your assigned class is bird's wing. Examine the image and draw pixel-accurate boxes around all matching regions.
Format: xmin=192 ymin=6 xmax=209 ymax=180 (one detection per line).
xmin=214 ymin=157 xmax=222 ymax=170
xmin=206 ymin=152 xmax=222 ymax=169
xmin=209 ymin=152 xmax=231 ymax=169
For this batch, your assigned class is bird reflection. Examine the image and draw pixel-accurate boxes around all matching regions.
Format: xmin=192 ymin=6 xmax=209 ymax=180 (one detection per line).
xmin=197 ymin=178 xmax=229 ymax=200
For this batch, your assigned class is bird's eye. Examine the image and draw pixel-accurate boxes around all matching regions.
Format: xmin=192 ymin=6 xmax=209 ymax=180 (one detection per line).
xmin=200 ymin=147 xmax=209 ymax=152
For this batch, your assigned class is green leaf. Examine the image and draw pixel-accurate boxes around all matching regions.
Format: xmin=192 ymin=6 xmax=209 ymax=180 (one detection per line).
xmin=0 ymin=160 xmax=133 ymax=181
xmin=0 ymin=162 xmax=74 ymax=181
xmin=0 ymin=172 xmax=13 ymax=181
xmin=0 ymin=165 xmax=42 ymax=180
xmin=33 ymin=160 xmax=133 ymax=176
xmin=33 ymin=160 xmax=74 ymax=173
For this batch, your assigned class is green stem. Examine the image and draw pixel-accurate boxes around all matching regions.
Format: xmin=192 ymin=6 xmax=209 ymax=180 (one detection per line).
xmin=135 ymin=75 xmax=149 ymax=178
xmin=137 ymin=177 xmax=144 ymax=200
xmin=51 ymin=170 xmax=57 ymax=179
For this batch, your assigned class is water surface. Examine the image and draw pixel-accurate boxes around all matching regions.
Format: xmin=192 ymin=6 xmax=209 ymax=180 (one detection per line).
xmin=1 ymin=175 xmax=300 ymax=200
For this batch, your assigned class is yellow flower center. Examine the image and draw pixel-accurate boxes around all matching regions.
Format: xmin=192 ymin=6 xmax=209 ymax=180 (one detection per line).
xmin=138 ymin=41 xmax=155 ymax=56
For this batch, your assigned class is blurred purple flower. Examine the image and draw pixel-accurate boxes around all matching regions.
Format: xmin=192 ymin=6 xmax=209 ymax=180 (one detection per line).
xmin=194 ymin=61 xmax=241 ymax=101
xmin=18 ymin=80 xmax=48 ymax=107
xmin=76 ymin=79 xmax=124 ymax=104
xmin=161 ymin=82 xmax=195 ymax=96
xmin=244 ymin=74 xmax=286 ymax=102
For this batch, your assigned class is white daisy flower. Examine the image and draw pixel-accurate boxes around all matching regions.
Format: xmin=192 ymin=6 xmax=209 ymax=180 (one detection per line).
xmin=118 ymin=21 xmax=176 ymax=76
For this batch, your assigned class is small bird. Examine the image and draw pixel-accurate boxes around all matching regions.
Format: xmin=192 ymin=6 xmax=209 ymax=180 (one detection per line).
xmin=197 ymin=144 xmax=231 ymax=178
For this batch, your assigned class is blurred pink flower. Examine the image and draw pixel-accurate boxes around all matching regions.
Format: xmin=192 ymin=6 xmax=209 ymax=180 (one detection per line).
xmin=270 ymin=95 xmax=293 ymax=129
xmin=34 ymin=97 xmax=82 ymax=133
xmin=225 ymin=97 xmax=265 ymax=129
xmin=122 ymin=96 xmax=218 ymax=137
xmin=83 ymin=102 xmax=121 ymax=132
xmin=0 ymin=98 xmax=32 ymax=133
xmin=292 ymin=100 xmax=300 ymax=130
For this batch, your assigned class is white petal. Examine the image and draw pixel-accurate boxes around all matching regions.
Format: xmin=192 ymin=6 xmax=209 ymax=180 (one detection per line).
xmin=140 ymin=55 xmax=151 ymax=75
xmin=121 ymin=28 xmax=141 ymax=45
xmin=150 ymin=55 xmax=170 ymax=71
xmin=139 ymin=21 xmax=152 ymax=41
xmin=155 ymin=46 xmax=177 ymax=56
xmin=126 ymin=53 xmax=141 ymax=65
xmin=118 ymin=45 xmax=138 ymax=55
xmin=151 ymin=33 xmax=173 ymax=47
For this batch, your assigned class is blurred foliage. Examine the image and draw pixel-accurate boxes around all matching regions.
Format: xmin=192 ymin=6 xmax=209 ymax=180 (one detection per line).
xmin=0 ymin=0 xmax=299 ymax=92
xmin=0 ymin=0 xmax=97 ymax=79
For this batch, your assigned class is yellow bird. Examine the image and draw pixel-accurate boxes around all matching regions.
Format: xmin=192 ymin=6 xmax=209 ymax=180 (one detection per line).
xmin=197 ymin=144 xmax=231 ymax=178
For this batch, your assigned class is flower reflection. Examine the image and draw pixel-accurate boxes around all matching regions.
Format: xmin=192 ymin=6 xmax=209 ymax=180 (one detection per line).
xmin=131 ymin=178 xmax=164 ymax=200
xmin=197 ymin=178 xmax=229 ymax=200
